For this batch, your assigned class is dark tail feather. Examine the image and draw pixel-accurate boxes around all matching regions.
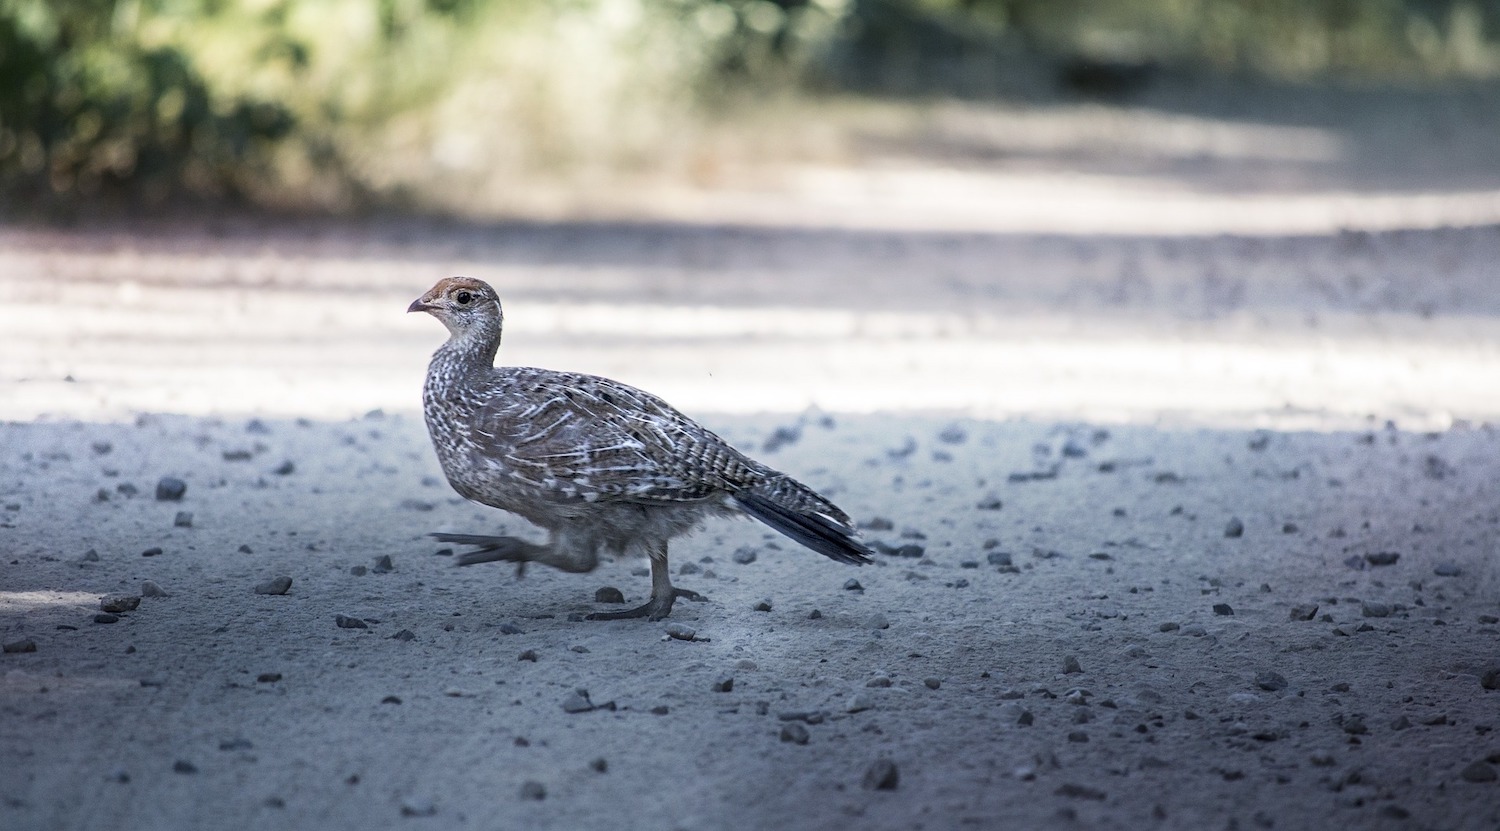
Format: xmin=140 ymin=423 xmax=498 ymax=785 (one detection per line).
xmin=733 ymin=492 xmax=873 ymax=566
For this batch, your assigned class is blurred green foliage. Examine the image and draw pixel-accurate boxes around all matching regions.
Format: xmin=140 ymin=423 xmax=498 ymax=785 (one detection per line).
xmin=1 ymin=0 xmax=1497 ymax=208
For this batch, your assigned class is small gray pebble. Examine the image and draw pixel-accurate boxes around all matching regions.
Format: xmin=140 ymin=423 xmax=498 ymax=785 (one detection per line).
xmin=590 ymin=758 xmax=608 ymax=773
xmin=141 ymin=547 xmax=162 ymax=557
xmin=81 ymin=549 xmax=100 ymax=562
xmin=1224 ymin=518 xmax=1244 ymax=538
xmin=172 ymin=759 xmax=197 ymax=774
xmin=868 ymin=614 xmax=890 ymax=630
xmin=866 ymin=676 xmax=893 ymax=688
xmin=1433 ymin=562 xmax=1462 ymax=577
xmin=237 ymin=544 xmax=253 ymax=554
xmin=349 ymin=566 xmax=367 ymax=576
xmin=1362 ymin=601 xmax=1392 ymax=618
xmin=155 ymin=477 xmax=187 ymax=501
xmin=1062 ymin=656 xmax=1083 ymax=674
xmin=518 ymin=649 xmax=538 ymax=662
xmin=976 ymin=496 xmax=1003 ymax=511
xmin=141 ymin=581 xmax=168 ymax=598
xmin=1289 ymin=604 xmax=1318 ymax=621
xmin=846 ymin=693 xmax=874 ymax=713
xmin=1365 ymin=551 xmax=1400 ymax=566
xmin=497 ymin=622 xmax=524 ymax=635
xmin=712 ymin=677 xmax=734 ymax=693
xmin=371 ymin=555 xmax=394 ymax=574
xmin=100 ymin=595 xmax=141 ymax=613
xmin=272 ymin=460 xmax=295 ymax=476
xmin=678 ymin=562 xmax=701 ymax=575
xmin=862 ymin=759 xmax=899 ymax=790
xmin=94 ymin=613 xmax=120 ymax=624
xmin=3 ymin=639 xmax=37 ymax=653
xmin=731 ymin=547 xmax=757 ymax=565
xmin=808 ymin=609 xmax=823 ymax=620
xmin=664 ymin=623 xmax=697 ymax=641
xmin=254 ymin=576 xmax=293 ymax=595
xmin=780 ymin=723 xmax=811 ymax=744
xmin=334 ymin=615 xmax=367 ymax=629
xmin=219 ymin=738 xmax=253 ymax=751
xmin=518 ymin=781 xmax=546 ymax=800
xmin=562 ymin=690 xmax=595 ymax=713
xmin=1255 ymin=671 xmax=1288 ymax=691
xmin=173 ymin=511 xmax=193 ymax=528
xmin=1213 ymin=603 xmax=1234 ymax=616
xmin=843 ymin=579 xmax=863 ymax=592
xmin=256 ymin=673 xmax=281 ymax=683
xmin=753 ymin=600 xmax=772 ymax=612
xmin=1460 ymin=761 xmax=1498 ymax=783
xmin=594 ymin=586 xmax=625 ymax=604
xmin=1158 ymin=622 xmax=1180 ymax=632
xmin=986 ymin=551 xmax=1012 ymax=567
xmin=400 ymin=799 xmax=437 ymax=817
xmin=924 ymin=678 xmax=941 ymax=690
xmin=390 ymin=629 xmax=416 ymax=642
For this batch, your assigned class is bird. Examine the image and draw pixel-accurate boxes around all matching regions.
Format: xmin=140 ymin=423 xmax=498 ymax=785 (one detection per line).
xmin=407 ymin=276 xmax=873 ymax=621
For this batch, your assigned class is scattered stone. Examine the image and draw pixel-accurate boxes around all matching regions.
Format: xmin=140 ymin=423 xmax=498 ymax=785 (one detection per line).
xmin=869 ymin=613 xmax=890 ymax=630
xmin=1479 ymin=668 xmax=1500 ymax=691
xmin=400 ymin=798 xmax=437 ymax=817
xmin=92 ymin=441 xmax=113 ymax=455
xmin=80 ymin=549 xmax=100 ymax=563
xmin=496 ymin=622 xmax=524 ymax=635
xmin=1362 ymin=601 xmax=1392 ymax=618
xmin=1061 ymin=438 xmax=1088 ymax=458
xmin=117 ymin=483 xmax=139 ymax=497
xmin=155 ymin=477 xmax=187 ymax=501
xmin=219 ymin=738 xmax=254 ymax=751
xmin=3 ymin=639 xmax=37 ymax=654
xmin=976 ymin=496 xmax=1003 ymax=511
xmin=1289 ymin=604 xmax=1318 ymax=621
xmin=650 ymin=705 xmax=669 ymax=715
xmin=518 ymin=649 xmax=538 ymax=662
xmin=257 ymin=673 xmax=281 ymax=683
xmin=808 ymin=609 xmax=822 ymax=620
xmin=100 ymin=595 xmax=141 ymax=613
xmin=780 ymin=723 xmax=811 ymax=745
xmin=846 ymin=693 xmax=874 ymax=713
xmin=866 ymin=675 xmax=893 ymax=688
xmin=1062 ymin=656 xmax=1083 ymax=675
xmin=753 ymin=599 xmax=773 ymax=612
xmin=569 ymin=645 xmax=589 ymax=653
xmin=731 ymin=547 xmax=757 ymax=565
xmin=94 ymin=613 xmax=120 ymax=624
xmin=937 ymin=424 xmax=968 ymax=444
xmin=334 ymin=615 xmax=368 ymax=629
xmin=872 ymin=541 xmax=925 ymax=558
xmin=1224 ymin=518 xmax=1245 ymax=538
xmin=1461 ymin=761 xmax=1498 ymax=783
xmin=518 ymin=781 xmax=547 ymax=801
xmin=1213 ymin=603 xmax=1234 ymax=616
xmin=172 ymin=760 xmax=198 ymax=774
xmin=173 ymin=511 xmax=193 ymax=528
xmin=1282 ymin=522 xmax=1299 ymax=533
xmin=843 ymin=578 xmax=863 ymax=592
xmin=272 ymin=460 xmax=295 ymax=476
xmin=141 ymin=547 xmax=162 ymax=557
xmin=254 ymin=576 xmax=293 ymax=596
xmin=712 ymin=677 xmax=734 ymax=693
xmin=1390 ymin=715 xmax=1412 ymax=730
xmin=590 ymin=758 xmax=608 ymax=773
xmin=584 ymin=585 xmax=624 ymax=605
xmin=1158 ymin=622 xmax=1180 ymax=632
xmin=140 ymin=581 xmax=168 ymax=598
xmin=562 ymin=690 xmax=595 ymax=713
xmin=372 ymin=555 xmax=394 ymax=574
xmin=678 ymin=562 xmax=701 ymax=575
xmin=237 ymin=544 xmax=253 ymax=554
xmin=1433 ymin=562 xmax=1462 ymax=577
xmin=382 ymin=696 xmax=403 ymax=705
xmin=924 ymin=678 xmax=941 ymax=690
xmin=350 ymin=565 xmax=368 ymax=576
xmin=1067 ymin=731 xmax=1089 ymax=743
xmin=390 ymin=629 xmax=416 ymax=642
xmin=1255 ymin=672 xmax=1288 ymax=692
xmin=1365 ymin=551 xmax=1400 ymax=567
xmin=862 ymin=759 xmax=899 ymax=791
xmin=1055 ymin=783 xmax=1106 ymax=801
xmin=986 ymin=551 xmax=1013 ymax=567
xmin=664 ymin=623 xmax=698 ymax=641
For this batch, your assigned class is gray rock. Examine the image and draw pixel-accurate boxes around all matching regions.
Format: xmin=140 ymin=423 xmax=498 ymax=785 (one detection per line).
xmin=1255 ymin=671 xmax=1288 ymax=692
xmin=1224 ymin=518 xmax=1245 ymax=538
xmin=862 ymin=759 xmax=899 ymax=790
xmin=590 ymin=758 xmax=608 ymax=773
xmin=334 ymin=615 xmax=367 ymax=629
xmin=843 ymin=579 xmax=863 ymax=592
xmin=976 ymin=496 xmax=1003 ymax=511
xmin=1433 ymin=562 xmax=1462 ymax=577
xmin=1480 ymin=668 xmax=1500 ymax=691
xmin=846 ymin=693 xmax=874 ymax=713
xmin=1289 ymin=604 xmax=1318 ymax=621
xmin=986 ymin=551 xmax=1013 ymax=567
xmin=664 ymin=623 xmax=698 ymax=641
xmin=141 ymin=547 xmax=162 ymax=557
xmin=594 ymin=586 xmax=625 ymax=603
xmin=94 ymin=613 xmax=120 ymax=624
xmin=80 ymin=549 xmax=100 ymax=562
xmin=155 ymin=477 xmax=187 ymax=501
xmin=1460 ymin=761 xmax=1498 ymax=783
xmin=866 ymin=675 xmax=893 ymax=688
xmin=712 ymin=677 xmax=734 ymax=693
xmin=924 ymin=678 xmax=941 ymax=690
xmin=753 ymin=599 xmax=772 ymax=612
xmin=173 ymin=511 xmax=193 ymax=528
xmin=518 ymin=649 xmax=538 ymax=662
xmin=254 ymin=576 xmax=293 ymax=595
xmin=1213 ymin=603 xmax=1234 ymax=616
xmin=371 ymin=555 xmax=394 ymax=574
xmin=172 ymin=759 xmax=197 ymax=774
xmin=272 ymin=460 xmax=295 ymax=476
xmin=390 ymin=629 xmax=416 ymax=642
xmin=562 ymin=690 xmax=595 ymax=713
xmin=731 ymin=547 xmax=757 ymax=565
xmin=3 ymin=639 xmax=37 ymax=654
xmin=1062 ymin=656 xmax=1083 ymax=674
xmin=100 ymin=595 xmax=141 ymax=613
xmin=780 ymin=723 xmax=811 ymax=744
xmin=141 ymin=581 xmax=168 ymax=598
xmin=400 ymin=798 xmax=437 ymax=817
xmin=869 ymin=614 xmax=891 ymax=630
xmin=1365 ymin=551 xmax=1400 ymax=566
xmin=1362 ymin=601 xmax=1392 ymax=618
xmin=518 ymin=781 xmax=547 ymax=800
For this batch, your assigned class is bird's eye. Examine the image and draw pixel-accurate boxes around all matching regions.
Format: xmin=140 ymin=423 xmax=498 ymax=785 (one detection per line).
xmin=455 ymin=290 xmax=472 ymax=305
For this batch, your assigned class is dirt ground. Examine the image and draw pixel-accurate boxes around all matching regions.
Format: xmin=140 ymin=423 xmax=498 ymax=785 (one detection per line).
xmin=4 ymin=82 xmax=1500 ymax=830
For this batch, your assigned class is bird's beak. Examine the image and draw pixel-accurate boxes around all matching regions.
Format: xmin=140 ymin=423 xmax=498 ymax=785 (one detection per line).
xmin=407 ymin=297 xmax=434 ymax=314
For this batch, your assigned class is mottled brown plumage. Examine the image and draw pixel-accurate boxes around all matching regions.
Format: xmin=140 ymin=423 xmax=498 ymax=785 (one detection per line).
xmin=409 ymin=276 xmax=872 ymax=621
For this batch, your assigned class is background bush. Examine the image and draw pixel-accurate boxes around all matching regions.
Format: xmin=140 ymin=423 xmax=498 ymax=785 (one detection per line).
xmin=2 ymin=0 xmax=1498 ymax=210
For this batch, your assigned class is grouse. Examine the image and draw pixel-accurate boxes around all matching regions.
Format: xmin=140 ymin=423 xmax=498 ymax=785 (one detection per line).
xmin=408 ymin=276 xmax=873 ymax=621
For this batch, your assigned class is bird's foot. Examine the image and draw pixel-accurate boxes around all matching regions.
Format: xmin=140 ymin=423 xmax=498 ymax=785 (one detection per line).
xmin=433 ymin=533 xmax=533 ymax=573
xmin=586 ymin=587 xmax=707 ymax=622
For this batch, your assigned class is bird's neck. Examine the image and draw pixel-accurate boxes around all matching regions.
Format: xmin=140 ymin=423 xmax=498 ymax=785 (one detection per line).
xmin=433 ymin=319 xmax=502 ymax=376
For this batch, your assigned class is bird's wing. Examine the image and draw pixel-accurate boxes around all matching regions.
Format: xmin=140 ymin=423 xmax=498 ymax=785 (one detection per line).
xmin=472 ymin=370 xmax=761 ymax=503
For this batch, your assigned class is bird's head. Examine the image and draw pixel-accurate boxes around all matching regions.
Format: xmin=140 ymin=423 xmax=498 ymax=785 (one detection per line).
xmin=408 ymin=276 xmax=502 ymax=338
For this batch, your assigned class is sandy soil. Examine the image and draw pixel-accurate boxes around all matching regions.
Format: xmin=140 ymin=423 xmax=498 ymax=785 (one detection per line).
xmin=4 ymin=83 xmax=1500 ymax=830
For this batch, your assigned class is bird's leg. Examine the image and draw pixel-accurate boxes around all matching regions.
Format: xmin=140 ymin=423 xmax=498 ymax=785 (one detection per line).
xmin=433 ymin=533 xmax=547 ymax=572
xmin=587 ymin=542 xmax=705 ymax=622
